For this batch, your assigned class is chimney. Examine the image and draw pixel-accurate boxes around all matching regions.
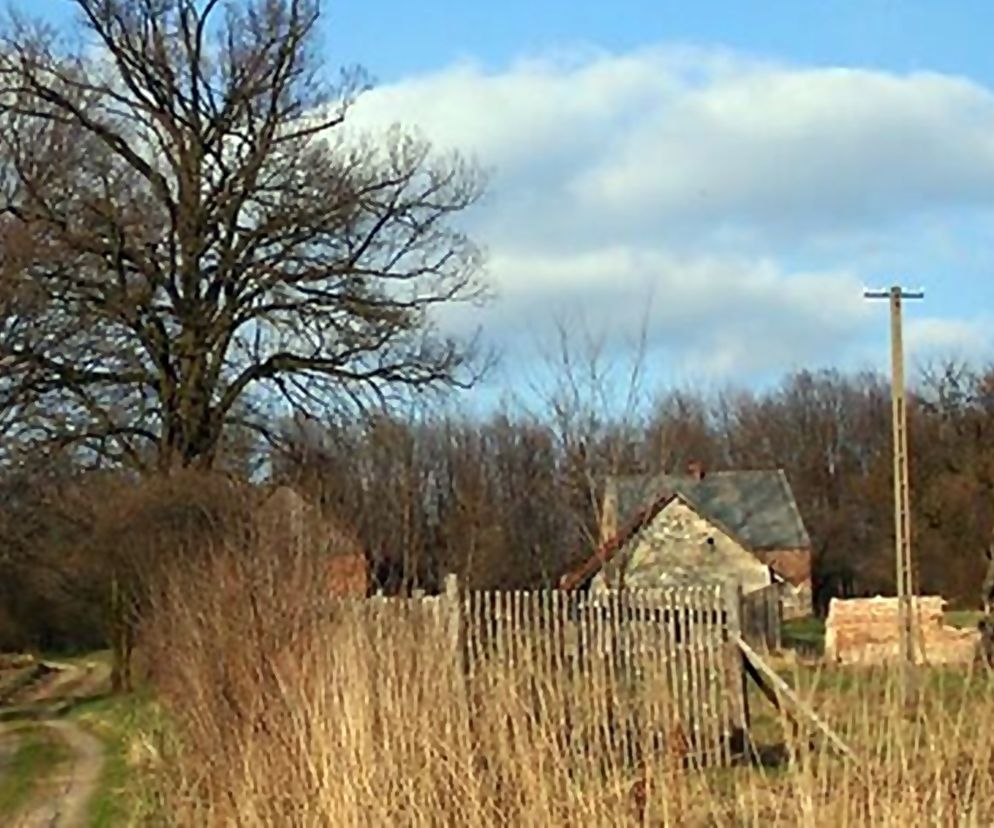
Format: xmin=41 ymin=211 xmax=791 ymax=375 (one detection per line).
xmin=686 ymin=460 xmax=705 ymax=481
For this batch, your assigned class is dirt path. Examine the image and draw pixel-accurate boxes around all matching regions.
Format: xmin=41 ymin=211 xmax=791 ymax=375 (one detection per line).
xmin=11 ymin=720 xmax=104 ymax=828
xmin=0 ymin=661 xmax=111 ymax=828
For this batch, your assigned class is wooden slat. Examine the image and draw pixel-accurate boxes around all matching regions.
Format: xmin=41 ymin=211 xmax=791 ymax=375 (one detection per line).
xmin=580 ymin=592 xmax=596 ymax=776
xmin=711 ymin=585 xmax=731 ymax=766
xmin=687 ymin=586 xmax=704 ymax=767
xmin=618 ymin=590 xmax=636 ymax=770
xmin=661 ymin=588 xmax=681 ymax=760
xmin=606 ymin=589 xmax=622 ymax=769
xmin=692 ymin=587 xmax=709 ymax=765
xmin=705 ymin=585 xmax=722 ymax=765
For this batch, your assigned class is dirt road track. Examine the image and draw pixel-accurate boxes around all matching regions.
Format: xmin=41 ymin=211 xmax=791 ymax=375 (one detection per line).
xmin=0 ymin=661 xmax=111 ymax=828
xmin=11 ymin=719 xmax=104 ymax=828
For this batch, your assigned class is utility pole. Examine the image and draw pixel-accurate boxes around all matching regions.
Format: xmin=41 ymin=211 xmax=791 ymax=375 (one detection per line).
xmin=864 ymin=286 xmax=923 ymax=696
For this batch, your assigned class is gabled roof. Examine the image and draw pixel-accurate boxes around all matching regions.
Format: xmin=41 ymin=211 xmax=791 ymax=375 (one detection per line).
xmin=611 ymin=469 xmax=810 ymax=552
xmin=559 ymin=468 xmax=810 ymax=592
xmin=559 ymin=491 xmax=678 ymax=592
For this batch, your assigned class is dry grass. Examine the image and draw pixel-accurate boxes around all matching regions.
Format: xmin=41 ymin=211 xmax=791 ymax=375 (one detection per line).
xmin=132 ymin=544 xmax=994 ymax=826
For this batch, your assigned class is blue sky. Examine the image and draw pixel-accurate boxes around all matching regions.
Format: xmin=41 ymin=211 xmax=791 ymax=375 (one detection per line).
xmin=17 ymin=1 xmax=994 ymax=403
xmin=323 ymin=1 xmax=994 ymax=85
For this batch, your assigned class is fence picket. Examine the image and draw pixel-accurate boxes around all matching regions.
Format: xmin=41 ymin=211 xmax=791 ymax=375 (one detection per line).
xmin=706 ymin=585 xmax=723 ymax=767
xmin=688 ymin=587 xmax=704 ymax=767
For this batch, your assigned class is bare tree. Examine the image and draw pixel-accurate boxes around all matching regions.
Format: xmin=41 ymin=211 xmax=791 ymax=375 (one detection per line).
xmin=522 ymin=311 xmax=652 ymax=551
xmin=0 ymin=0 xmax=487 ymax=470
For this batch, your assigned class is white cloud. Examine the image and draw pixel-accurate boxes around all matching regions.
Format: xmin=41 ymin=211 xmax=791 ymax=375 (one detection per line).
xmin=349 ymin=46 xmax=994 ymax=384
xmin=907 ymin=317 xmax=994 ymax=362
xmin=353 ymin=49 xmax=994 ymax=238
xmin=572 ymin=68 xmax=994 ymax=231
xmin=443 ymin=247 xmax=870 ymax=379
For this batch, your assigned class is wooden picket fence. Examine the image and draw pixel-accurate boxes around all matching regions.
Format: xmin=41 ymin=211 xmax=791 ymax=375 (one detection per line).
xmin=461 ymin=584 xmax=746 ymax=768
xmin=324 ymin=580 xmax=748 ymax=769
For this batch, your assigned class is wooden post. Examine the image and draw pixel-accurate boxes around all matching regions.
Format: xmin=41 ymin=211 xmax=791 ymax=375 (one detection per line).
xmin=865 ymin=286 xmax=924 ymax=701
xmin=722 ymin=580 xmax=749 ymax=755
xmin=738 ymin=637 xmax=858 ymax=763
xmin=774 ymin=590 xmax=783 ymax=652
xmin=767 ymin=587 xmax=782 ymax=652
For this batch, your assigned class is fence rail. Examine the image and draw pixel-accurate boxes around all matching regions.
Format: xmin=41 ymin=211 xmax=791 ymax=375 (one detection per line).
xmin=323 ymin=581 xmax=747 ymax=768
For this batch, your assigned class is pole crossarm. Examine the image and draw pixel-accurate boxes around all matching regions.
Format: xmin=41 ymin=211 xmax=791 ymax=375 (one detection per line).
xmin=863 ymin=288 xmax=925 ymax=300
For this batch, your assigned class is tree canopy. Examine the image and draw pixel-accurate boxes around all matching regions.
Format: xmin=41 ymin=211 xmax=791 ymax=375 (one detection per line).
xmin=0 ymin=0 xmax=487 ymax=470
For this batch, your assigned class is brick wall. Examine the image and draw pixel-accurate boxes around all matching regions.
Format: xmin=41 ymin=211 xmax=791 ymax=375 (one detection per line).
xmin=327 ymin=554 xmax=370 ymax=597
xmin=825 ymin=596 xmax=979 ymax=665
xmin=754 ymin=548 xmax=811 ymax=586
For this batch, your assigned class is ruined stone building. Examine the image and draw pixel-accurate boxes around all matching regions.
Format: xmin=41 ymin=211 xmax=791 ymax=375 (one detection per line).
xmin=560 ymin=463 xmax=813 ymax=617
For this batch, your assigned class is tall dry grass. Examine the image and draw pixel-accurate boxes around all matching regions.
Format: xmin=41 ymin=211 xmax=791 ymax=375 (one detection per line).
xmin=134 ymin=542 xmax=994 ymax=826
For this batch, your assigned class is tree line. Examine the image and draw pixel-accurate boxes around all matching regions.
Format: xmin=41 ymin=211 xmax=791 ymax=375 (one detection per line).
xmin=274 ymin=360 xmax=994 ymax=614
xmin=5 ymin=359 xmax=994 ymax=653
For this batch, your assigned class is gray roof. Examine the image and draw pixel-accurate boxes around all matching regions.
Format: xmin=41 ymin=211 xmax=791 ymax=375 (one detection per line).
xmin=609 ymin=469 xmax=810 ymax=551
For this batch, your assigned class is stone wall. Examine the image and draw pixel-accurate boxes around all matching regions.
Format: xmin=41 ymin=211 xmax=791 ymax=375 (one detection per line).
xmin=778 ymin=579 xmax=812 ymax=620
xmin=825 ymin=596 xmax=979 ymax=665
xmin=591 ymin=498 xmax=772 ymax=592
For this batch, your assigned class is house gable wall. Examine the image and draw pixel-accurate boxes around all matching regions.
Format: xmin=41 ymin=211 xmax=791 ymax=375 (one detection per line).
xmin=754 ymin=548 xmax=811 ymax=586
xmin=591 ymin=498 xmax=772 ymax=593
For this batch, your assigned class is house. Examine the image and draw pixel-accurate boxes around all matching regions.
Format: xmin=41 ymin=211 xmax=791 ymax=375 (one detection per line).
xmin=258 ymin=486 xmax=370 ymax=597
xmin=560 ymin=463 xmax=813 ymax=617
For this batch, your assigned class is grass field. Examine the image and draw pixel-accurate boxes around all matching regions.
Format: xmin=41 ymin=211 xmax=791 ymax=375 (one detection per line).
xmin=782 ymin=616 xmax=826 ymax=653
xmin=47 ymin=655 xmax=994 ymax=826
xmin=7 ymin=607 xmax=991 ymax=826
xmin=944 ymin=609 xmax=984 ymax=629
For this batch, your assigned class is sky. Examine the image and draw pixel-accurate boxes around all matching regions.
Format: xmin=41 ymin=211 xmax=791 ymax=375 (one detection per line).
xmin=17 ymin=1 xmax=994 ymax=405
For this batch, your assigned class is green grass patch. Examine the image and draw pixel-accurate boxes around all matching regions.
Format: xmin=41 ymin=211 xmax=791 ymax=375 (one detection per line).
xmin=944 ymin=610 xmax=983 ymax=629
xmin=781 ymin=616 xmax=825 ymax=653
xmin=70 ymin=691 xmax=171 ymax=827
xmin=0 ymin=726 xmax=70 ymax=819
